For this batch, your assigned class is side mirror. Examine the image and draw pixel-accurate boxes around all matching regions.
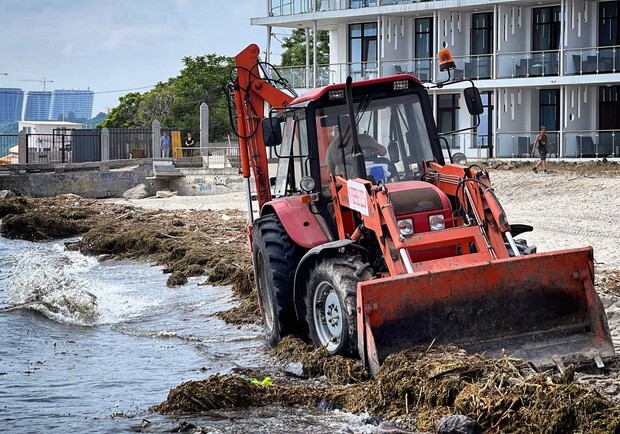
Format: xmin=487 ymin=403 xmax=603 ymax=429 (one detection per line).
xmin=388 ymin=140 xmax=400 ymax=163
xmin=463 ymin=86 xmax=484 ymax=116
xmin=262 ymin=117 xmax=282 ymax=147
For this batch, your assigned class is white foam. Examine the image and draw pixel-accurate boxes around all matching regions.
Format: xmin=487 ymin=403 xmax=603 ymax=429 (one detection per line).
xmin=5 ymin=244 xmax=101 ymax=326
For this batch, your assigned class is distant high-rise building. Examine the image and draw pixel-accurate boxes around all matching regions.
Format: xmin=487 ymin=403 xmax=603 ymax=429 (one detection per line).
xmin=24 ymin=91 xmax=52 ymax=121
xmin=49 ymin=89 xmax=94 ymax=121
xmin=0 ymin=88 xmax=25 ymax=123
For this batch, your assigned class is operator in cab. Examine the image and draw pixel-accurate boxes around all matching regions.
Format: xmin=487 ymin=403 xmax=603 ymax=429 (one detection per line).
xmin=326 ymin=133 xmax=387 ymax=180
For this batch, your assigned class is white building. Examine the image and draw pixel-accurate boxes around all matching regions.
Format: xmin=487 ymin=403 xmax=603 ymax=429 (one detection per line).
xmin=18 ymin=120 xmax=83 ymax=163
xmin=253 ymin=0 xmax=620 ymax=159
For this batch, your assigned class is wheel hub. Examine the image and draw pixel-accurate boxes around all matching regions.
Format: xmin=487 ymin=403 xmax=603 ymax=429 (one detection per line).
xmin=324 ymin=292 xmax=342 ymax=337
xmin=313 ymin=282 xmax=343 ymax=351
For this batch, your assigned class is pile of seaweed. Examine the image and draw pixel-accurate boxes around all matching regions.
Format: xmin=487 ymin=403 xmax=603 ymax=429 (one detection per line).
xmin=0 ymin=195 xmax=105 ymax=241
xmin=153 ymin=339 xmax=620 ymax=433
xmin=75 ymin=206 xmax=253 ymax=289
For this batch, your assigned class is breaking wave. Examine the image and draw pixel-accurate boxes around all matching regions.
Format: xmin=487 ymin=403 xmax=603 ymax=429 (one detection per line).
xmin=3 ymin=243 xmax=101 ymax=326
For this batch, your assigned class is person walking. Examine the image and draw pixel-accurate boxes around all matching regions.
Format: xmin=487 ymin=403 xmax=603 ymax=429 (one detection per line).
xmin=531 ymin=126 xmax=549 ymax=173
xmin=160 ymin=131 xmax=171 ymax=158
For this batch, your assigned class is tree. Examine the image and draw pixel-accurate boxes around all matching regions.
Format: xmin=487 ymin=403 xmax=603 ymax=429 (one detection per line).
xmin=100 ymin=92 xmax=144 ymax=128
xmin=168 ymin=54 xmax=235 ymax=139
xmin=100 ymin=54 xmax=235 ymax=141
xmin=280 ymin=29 xmax=330 ymax=66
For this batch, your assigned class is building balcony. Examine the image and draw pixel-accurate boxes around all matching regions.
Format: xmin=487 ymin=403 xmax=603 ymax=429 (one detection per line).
xmin=495 ymin=130 xmax=619 ymax=159
xmin=269 ymin=0 xmax=435 ymax=16
xmin=564 ymin=46 xmax=620 ymax=75
xmin=272 ymin=46 xmax=620 ymax=88
xmin=496 ymin=50 xmax=560 ymax=79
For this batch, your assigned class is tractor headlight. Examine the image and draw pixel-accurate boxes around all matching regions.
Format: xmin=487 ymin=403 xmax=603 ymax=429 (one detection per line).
xmin=398 ymin=218 xmax=414 ymax=236
xmin=429 ymin=214 xmax=445 ymax=231
xmin=452 ymin=152 xmax=467 ymax=165
xmin=299 ymin=176 xmax=315 ymax=193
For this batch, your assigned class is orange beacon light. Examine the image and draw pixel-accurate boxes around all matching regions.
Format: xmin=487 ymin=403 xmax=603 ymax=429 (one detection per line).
xmin=438 ymin=48 xmax=456 ymax=71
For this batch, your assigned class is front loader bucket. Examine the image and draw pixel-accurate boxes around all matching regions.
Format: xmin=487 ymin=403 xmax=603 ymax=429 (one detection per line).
xmin=357 ymin=247 xmax=614 ymax=376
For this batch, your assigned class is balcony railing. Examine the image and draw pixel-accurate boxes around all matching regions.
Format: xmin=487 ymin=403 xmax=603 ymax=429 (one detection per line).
xmin=495 ymin=130 xmax=619 ymax=159
xmin=564 ymin=46 xmax=620 ymax=75
xmin=269 ymin=0 xmax=434 ymax=16
xmin=273 ymin=50 xmax=569 ymax=89
xmin=496 ymin=50 xmax=560 ymax=79
xmin=563 ymin=130 xmax=619 ymax=158
xmin=270 ymin=61 xmax=381 ymax=88
xmin=385 ymin=58 xmax=432 ymax=81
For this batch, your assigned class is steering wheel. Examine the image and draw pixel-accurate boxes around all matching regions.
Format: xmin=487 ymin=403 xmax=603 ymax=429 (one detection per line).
xmin=362 ymin=147 xmax=379 ymax=160
xmin=368 ymin=157 xmax=400 ymax=182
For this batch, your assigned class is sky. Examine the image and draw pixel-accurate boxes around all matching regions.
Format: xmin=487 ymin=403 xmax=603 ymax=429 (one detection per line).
xmin=0 ymin=0 xmax=274 ymax=115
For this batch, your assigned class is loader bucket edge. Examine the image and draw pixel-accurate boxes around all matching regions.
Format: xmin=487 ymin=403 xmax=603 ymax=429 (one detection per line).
xmin=357 ymin=247 xmax=614 ymax=376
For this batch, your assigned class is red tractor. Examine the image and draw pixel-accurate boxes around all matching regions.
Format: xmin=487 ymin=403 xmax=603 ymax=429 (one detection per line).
xmin=230 ymin=44 xmax=613 ymax=374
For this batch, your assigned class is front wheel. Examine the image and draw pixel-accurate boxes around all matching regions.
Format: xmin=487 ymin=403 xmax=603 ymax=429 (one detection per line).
xmin=304 ymin=256 xmax=372 ymax=356
xmin=252 ymin=215 xmax=303 ymax=347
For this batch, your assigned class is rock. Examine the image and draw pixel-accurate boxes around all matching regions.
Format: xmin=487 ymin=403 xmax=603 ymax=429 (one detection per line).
xmin=0 ymin=190 xmax=16 ymax=199
xmin=437 ymin=415 xmax=483 ymax=434
xmin=155 ymin=190 xmax=177 ymax=198
xmin=283 ymin=361 xmax=305 ymax=378
xmin=56 ymin=193 xmax=82 ymax=200
xmin=97 ymin=254 xmax=115 ymax=262
xmin=122 ymin=184 xmax=148 ymax=200
xmin=377 ymin=421 xmax=420 ymax=434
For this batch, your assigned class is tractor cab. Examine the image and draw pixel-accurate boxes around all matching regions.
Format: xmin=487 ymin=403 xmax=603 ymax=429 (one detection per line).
xmin=263 ymin=76 xmax=445 ymax=201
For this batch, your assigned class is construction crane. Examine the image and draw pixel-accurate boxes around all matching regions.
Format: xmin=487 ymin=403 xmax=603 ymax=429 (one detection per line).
xmin=18 ymin=77 xmax=54 ymax=91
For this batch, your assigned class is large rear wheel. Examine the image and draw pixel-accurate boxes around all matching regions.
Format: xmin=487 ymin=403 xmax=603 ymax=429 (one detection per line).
xmin=252 ymin=215 xmax=303 ymax=347
xmin=304 ymin=256 xmax=372 ymax=356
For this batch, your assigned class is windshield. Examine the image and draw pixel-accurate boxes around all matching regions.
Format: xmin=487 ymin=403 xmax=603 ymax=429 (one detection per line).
xmin=315 ymin=93 xmax=434 ymax=191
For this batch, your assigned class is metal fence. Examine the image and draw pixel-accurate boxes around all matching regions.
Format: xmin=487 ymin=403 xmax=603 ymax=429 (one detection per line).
xmin=26 ymin=133 xmax=72 ymax=164
xmin=173 ymin=145 xmax=241 ymax=169
xmin=108 ymin=128 xmax=152 ymax=159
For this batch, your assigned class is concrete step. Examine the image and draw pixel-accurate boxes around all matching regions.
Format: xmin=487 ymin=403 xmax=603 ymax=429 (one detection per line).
xmin=151 ymin=160 xmax=184 ymax=178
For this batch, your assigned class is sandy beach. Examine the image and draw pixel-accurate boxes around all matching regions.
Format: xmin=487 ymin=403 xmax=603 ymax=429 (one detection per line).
xmin=106 ymin=166 xmax=620 ymax=270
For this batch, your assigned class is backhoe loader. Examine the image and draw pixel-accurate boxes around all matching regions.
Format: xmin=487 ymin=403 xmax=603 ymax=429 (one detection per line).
xmin=229 ymin=44 xmax=614 ymax=375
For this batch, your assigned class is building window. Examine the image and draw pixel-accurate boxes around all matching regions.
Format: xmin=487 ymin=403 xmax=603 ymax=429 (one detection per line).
xmin=532 ymin=7 xmax=561 ymax=51
xmin=438 ymin=94 xmax=460 ymax=148
xmin=349 ymin=23 xmax=377 ymax=79
xmin=599 ymin=86 xmax=620 ymax=130
xmin=415 ymin=18 xmax=433 ymax=81
xmin=471 ymin=13 xmax=493 ymax=55
xmin=599 ymin=1 xmax=619 ymax=46
xmin=415 ymin=18 xmax=433 ymax=58
xmin=539 ymin=89 xmax=559 ymax=133
xmin=476 ymin=92 xmax=493 ymax=149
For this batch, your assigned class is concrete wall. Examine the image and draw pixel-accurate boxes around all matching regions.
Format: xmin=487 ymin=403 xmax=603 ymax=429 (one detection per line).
xmin=170 ymin=168 xmax=245 ymax=196
xmin=0 ymin=163 xmax=163 ymax=198
xmin=0 ymin=160 xmax=245 ymax=198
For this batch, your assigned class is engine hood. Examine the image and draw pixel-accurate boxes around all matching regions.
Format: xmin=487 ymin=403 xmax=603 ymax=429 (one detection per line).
xmin=385 ymin=181 xmax=451 ymax=216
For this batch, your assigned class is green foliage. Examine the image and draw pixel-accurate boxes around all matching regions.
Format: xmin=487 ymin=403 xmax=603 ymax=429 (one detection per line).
xmin=100 ymin=92 xmax=143 ymax=128
xmin=100 ymin=54 xmax=235 ymax=141
xmin=280 ymin=29 xmax=330 ymax=66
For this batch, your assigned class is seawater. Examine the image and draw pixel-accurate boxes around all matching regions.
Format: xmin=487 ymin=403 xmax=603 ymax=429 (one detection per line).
xmin=0 ymin=237 xmax=374 ymax=434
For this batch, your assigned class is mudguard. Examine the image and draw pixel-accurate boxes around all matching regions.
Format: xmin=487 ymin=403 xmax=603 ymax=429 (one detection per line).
xmin=261 ymin=197 xmax=332 ymax=249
